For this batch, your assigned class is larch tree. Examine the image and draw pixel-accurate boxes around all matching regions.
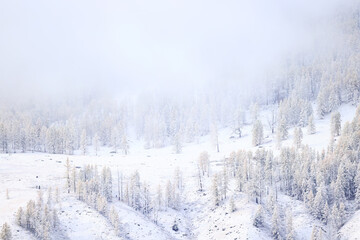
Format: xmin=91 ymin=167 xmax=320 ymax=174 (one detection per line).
xmin=307 ymin=114 xmax=316 ymax=135
xmin=173 ymin=131 xmax=182 ymax=154
xmin=212 ymin=173 xmax=220 ymax=207
xmin=198 ymin=151 xmax=210 ymax=177
xmin=252 ymin=120 xmax=264 ymax=147
xmin=65 ymin=158 xmax=71 ymax=194
xmin=80 ymin=129 xmax=87 ymax=155
xmin=355 ymin=184 xmax=360 ymax=209
xmin=228 ymin=196 xmax=236 ymax=213
xmin=253 ymin=206 xmax=264 ymax=228
xmin=293 ymin=127 xmax=303 ymax=149
xmin=271 ymin=205 xmax=281 ymax=240
xmin=121 ymin=133 xmax=129 ymax=155
xmin=286 ymin=209 xmax=294 ymax=240
xmin=0 ymin=222 xmax=12 ymax=240
xmin=330 ymin=111 xmax=341 ymax=137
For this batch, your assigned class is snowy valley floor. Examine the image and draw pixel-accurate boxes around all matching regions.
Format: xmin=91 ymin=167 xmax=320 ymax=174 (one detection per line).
xmin=1 ymin=104 xmax=360 ymax=240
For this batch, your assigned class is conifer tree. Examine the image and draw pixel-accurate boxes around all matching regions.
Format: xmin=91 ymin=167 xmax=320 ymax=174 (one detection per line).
xmin=286 ymin=209 xmax=295 ymax=240
xmin=307 ymin=114 xmax=316 ymax=135
xmin=293 ymin=127 xmax=303 ymax=148
xmin=252 ymin=120 xmax=264 ymax=146
xmin=271 ymin=205 xmax=281 ymax=240
xmin=331 ymin=111 xmax=341 ymax=137
xmin=80 ymin=129 xmax=87 ymax=155
xmin=228 ymin=196 xmax=236 ymax=213
xmin=0 ymin=222 xmax=12 ymax=240
xmin=253 ymin=206 xmax=264 ymax=228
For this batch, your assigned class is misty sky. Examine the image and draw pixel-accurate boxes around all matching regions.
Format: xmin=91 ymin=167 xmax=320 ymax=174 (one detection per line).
xmin=0 ymin=0 xmax=349 ymax=100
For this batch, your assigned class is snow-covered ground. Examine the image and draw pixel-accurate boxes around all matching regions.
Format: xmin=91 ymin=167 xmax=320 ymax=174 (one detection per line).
xmin=1 ymin=103 xmax=360 ymax=240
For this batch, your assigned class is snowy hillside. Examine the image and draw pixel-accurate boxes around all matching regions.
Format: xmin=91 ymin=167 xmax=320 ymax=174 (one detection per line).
xmin=1 ymin=103 xmax=360 ymax=240
xmin=1 ymin=0 xmax=360 ymax=239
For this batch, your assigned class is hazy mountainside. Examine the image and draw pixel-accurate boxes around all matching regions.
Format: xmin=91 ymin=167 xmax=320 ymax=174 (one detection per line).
xmin=1 ymin=1 xmax=360 ymax=240
xmin=1 ymin=103 xmax=360 ymax=240
xmin=0 ymin=3 xmax=359 ymax=156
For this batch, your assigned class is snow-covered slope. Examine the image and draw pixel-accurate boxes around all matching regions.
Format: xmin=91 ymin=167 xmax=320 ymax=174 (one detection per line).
xmin=1 ymin=103 xmax=359 ymax=240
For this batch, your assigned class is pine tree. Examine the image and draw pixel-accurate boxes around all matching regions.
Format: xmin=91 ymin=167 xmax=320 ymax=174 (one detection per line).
xmin=16 ymin=207 xmax=24 ymax=227
xmin=80 ymin=129 xmax=87 ymax=155
xmin=355 ymin=186 xmax=360 ymax=209
xmin=253 ymin=206 xmax=264 ymax=228
xmin=52 ymin=209 xmax=58 ymax=228
xmin=221 ymin=158 xmax=229 ymax=200
xmin=277 ymin=117 xmax=288 ymax=142
xmin=310 ymin=225 xmax=318 ymax=240
xmin=252 ymin=120 xmax=264 ymax=146
xmin=71 ymin=167 xmax=77 ymax=193
xmin=165 ymin=180 xmax=173 ymax=208
xmin=96 ymin=194 xmax=107 ymax=215
xmin=121 ymin=133 xmax=129 ymax=155
xmin=0 ymin=222 xmax=12 ymax=240
xmin=212 ymin=174 xmax=220 ymax=207
xmin=55 ymin=187 xmax=59 ymax=204
xmin=338 ymin=202 xmax=345 ymax=227
xmin=286 ymin=209 xmax=294 ymax=240
xmin=293 ymin=127 xmax=303 ymax=148
xmin=334 ymin=164 xmax=346 ymax=204
xmin=198 ymin=151 xmax=210 ymax=177
xmin=331 ymin=111 xmax=341 ymax=137
xmin=228 ymin=196 xmax=236 ymax=213
xmin=331 ymin=203 xmax=345 ymax=230
xmin=173 ymin=131 xmax=182 ymax=154
xmin=313 ymin=182 xmax=327 ymax=220
xmin=307 ymin=114 xmax=316 ymax=135
xmin=65 ymin=158 xmax=71 ymax=194
xmin=109 ymin=206 xmax=120 ymax=235
xmin=271 ymin=205 xmax=281 ymax=240
xmin=156 ymin=184 xmax=163 ymax=211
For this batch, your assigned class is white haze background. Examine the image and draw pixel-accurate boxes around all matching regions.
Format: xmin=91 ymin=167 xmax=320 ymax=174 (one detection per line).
xmin=0 ymin=0 xmax=353 ymax=101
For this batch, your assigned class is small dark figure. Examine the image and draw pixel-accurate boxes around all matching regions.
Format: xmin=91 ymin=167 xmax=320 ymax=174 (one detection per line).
xmin=172 ymin=224 xmax=178 ymax=232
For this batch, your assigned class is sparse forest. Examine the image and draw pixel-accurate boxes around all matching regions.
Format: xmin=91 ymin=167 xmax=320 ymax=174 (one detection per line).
xmin=1 ymin=0 xmax=360 ymax=240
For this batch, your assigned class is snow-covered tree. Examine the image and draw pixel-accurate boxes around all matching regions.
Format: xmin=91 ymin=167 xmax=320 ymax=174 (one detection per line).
xmin=0 ymin=222 xmax=11 ymax=240
xmin=355 ymin=185 xmax=360 ymax=209
xmin=293 ymin=127 xmax=303 ymax=148
xmin=228 ymin=196 xmax=236 ymax=212
xmin=16 ymin=207 xmax=24 ymax=227
xmin=198 ymin=151 xmax=210 ymax=177
xmin=120 ymin=133 xmax=129 ymax=155
xmin=253 ymin=206 xmax=264 ymax=228
xmin=307 ymin=114 xmax=316 ymax=135
xmin=252 ymin=120 xmax=264 ymax=146
xmin=271 ymin=205 xmax=281 ymax=240
xmin=212 ymin=174 xmax=220 ymax=207
xmin=330 ymin=111 xmax=341 ymax=137
xmin=109 ymin=206 xmax=120 ymax=235
xmin=173 ymin=131 xmax=182 ymax=154
xmin=80 ymin=129 xmax=87 ymax=155
xmin=276 ymin=116 xmax=288 ymax=148
xmin=286 ymin=209 xmax=294 ymax=240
